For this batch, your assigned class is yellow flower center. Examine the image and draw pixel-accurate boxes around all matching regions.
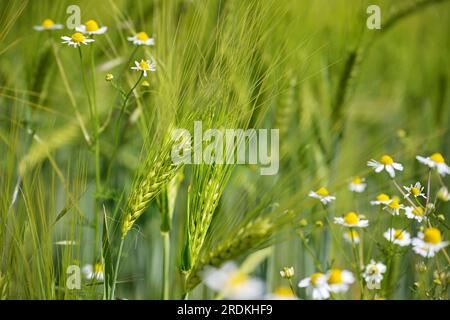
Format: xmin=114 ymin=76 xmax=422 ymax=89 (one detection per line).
xmin=376 ymin=193 xmax=390 ymax=202
xmin=430 ymin=153 xmax=445 ymax=163
xmin=310 ymin=272 xmax=324 ymax=287
xmin=394 ymin=229 xmax=404 ymax=240
xmin=344 ymin=212 xmax=359 ymax=225
xmin=316 ymin=187 xmax=329 ymax=197
xmin=423 ymin=228 xmax=441 ymax=244
xmin=380 ymin=155 xmax=394 ymax=165
xmin=411 ymin=187 xmax=421 ymax=196
xmin=328 ymin=269 xmax=342 ymax=284
xmin=42 ymin=19 xmax=55 ymax=28
xmin=136 ymin=31 xmax=150 ymax=41
xmin=85 ymin=20 xmax=99 ymax=32
xmin=413 ymin=207 xmax=424 ymax=217
xmin=229 ymin=271 xmax=248 ymax=287
xmin=367 ymin=265 xmax=379 ymax=275
xmin=352 ymin=177 xmax=362 ymax=184
xmin=139 ymin=60 xmax=150 ymax=70
xmin=94 ymin=263 xmax=103 ymax=273
xmin=346 ymin=229 xmax=359 ymax=239
xmin=388 ymin=200 xmax=400 ymax=209
xmin=71 ymin=32 xmax=86 ymax=43
xmin=273 ymin=286 xmax=294 ymax=297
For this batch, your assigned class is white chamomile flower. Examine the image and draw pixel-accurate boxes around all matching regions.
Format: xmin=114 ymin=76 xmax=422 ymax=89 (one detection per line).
xmin=370 ymin=193 xmax=392 ymax=206
xmin=404 ymin=206 xmax=426 ymax=222
xmin=349 ymin=176 xmax=367 ymax=193
xmin=308 ymin=187 xmax=336 ymax=205
xmin=383 ymin=198 xmax=404 ymax=216
xmin=367 ymin=154 xmax=403 ymax=178
xmin=437 ymin=186 xmax=450 ymax=202
xmin=298 ymin=272 xmax=330 ymax=300
xmin=343 ymin=229 xmax=360 ymax=244
xmin=33 ymin=18 xmax=63 ymax=31
xmin=82 ymin=263 xmax=104 ymax=281
xmin=61 ymin=32 xmax=94 ymax=47
xmin=76 ymin=19 xmax=107 ymax=35
xmin=201 ymin=262 xmax=265 ymax=299
xmin=403 ymin=182 xmax=426 ymax=199
xmin=416 ymin=153 xmax=450 ymax=177
xmin=131 ymin=58 xmax=156 ymax=77
xmin=412 ymin=228 xmax=449 ymax=258
xmin=326 ymin=269 xmax=355 ymax=294
xmin=362 ymin=260 xmax=386 ymax=289
xmin=383 ymin=228 xmax=411 ymax=247
xmin=127 ymin=31 xmax=155 ymax=46
xmin=265 ymin=287 xmax=297 ymax=300
xmin=334 ymin=212 xmax=369 ymax=228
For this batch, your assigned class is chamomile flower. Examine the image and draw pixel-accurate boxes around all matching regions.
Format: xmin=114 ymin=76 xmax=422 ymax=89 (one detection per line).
xmin=383 ymin=198 xmax=403 ymax=216
xmin=367 ymin=154 xmax=403 ymax=178
xmin=412 ymin=227 xmax=449 ymax=258
xmin=349 ymin=176 xmax=367 ymax=193
xmin=33 ymin=19 xmax=63 ymax=31
xmin=370 ymin=193 xmax=392 ymax=206
xmin=82 ymin=263 xmax=104 ymax=281
xmin=343 ymin=229 xmax=360 ymax=244
xmin=416 ymin=153 xmax=450 ymax=176
xmin=362 ymin=260 xmax=386 ymax=289
xmin=298 ymin=272 xmax=330 ymax=300
xmin=131 ymin=58 xmax=156 ymax=77
xmin=437 ymin=186 xmax=450 ymax=202
xmin=61 ymin=32 xmax=94 ymax=47
xmin=403 ymin=182 xmax=426 ymax=199
xmin=127 ymin=31 xmax=155 ymax=46
xmin=201 ymin=262 xmax=265 ymax=299
xmin=265 ymin=287 xmax=297 ymax=300
xmin=326 ymin=268 xmax=355 ymax=294
xmin=383 ymin=228 xmax=411 ymax=246
xmin=308 ymin=187 xmax=336 ymax=205
xmin=280 ymin=266 xmax=294 ymax=279
xmin=76 ymin=19 xmax=107 ymax=35
xmin=334 ymin=212 xmax=369 ymax=228
xmin=404 ymin=206 xmax=426 ymax=222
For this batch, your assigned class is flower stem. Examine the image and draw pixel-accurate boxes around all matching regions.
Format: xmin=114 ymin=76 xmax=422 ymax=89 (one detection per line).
xmin=111 ymin=238 xmax=124 ymax=300
xmin=162 ymin=232 xmax=170 ymax=300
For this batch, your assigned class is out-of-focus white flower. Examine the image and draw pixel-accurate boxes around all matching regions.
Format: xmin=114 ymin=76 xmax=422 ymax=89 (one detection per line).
xmin=131 ymin=58 xmax=156 ymax=77
xmin=367 ymin=155 xmax=403 ymax=178
xmin=416 ymin=153 xmax=450 ymax=176
xmin=76 ymin=20 xmax=107 ymax=35
xmin=82 ymin=263 xmax=104 ymax=281
xmin=201 ymin=262 xmax=265 ymax=299
xmin=362 ymin=260 xmax=386 ymax=289
xmin=308 ymin=187 xmax=335 ymax=205
xmin=334 ymin=212 xmax=369 ymax=228
xmin=403 ymin=182 xmax=426 ymax=199
xmin=33 ymin=19 xmax=63 ymax=31
xmin=370 ymin=193 xmax=392 ymax=206
xmin=349 ymin=176 xmax=367 ymax=193
xmin=437 ymin=186 xmax=450 ymax=202
xmin=298 ymin=272 xmax=330 ymax=300
xmin=343 ymin=229 xmax=360 ymax=244
xmin=383 ymin=198 xmax=404 ymax=216
xmin=127 ymin=31 xmax=155 ymax=46
xmin=326 ymin=268 xmax=354 ymax=293
xmin=280 ymin=266 xmax=294 ymax=279
xmin=61 ymin=32 xmax=94 ymax=47
xmin=404 ymin=206 xmax=426 ymax=222
xmin=383 ymin=228 xmax=411 ymax=246
xmin=412 ymin=228 xmax=449 ymax=258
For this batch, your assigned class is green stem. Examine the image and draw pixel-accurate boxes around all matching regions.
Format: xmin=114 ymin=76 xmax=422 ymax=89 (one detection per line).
xmin=162 ymin=232 xmax=170 ymax=300
xmin=111 ymin=238 xmax=124 ymax=300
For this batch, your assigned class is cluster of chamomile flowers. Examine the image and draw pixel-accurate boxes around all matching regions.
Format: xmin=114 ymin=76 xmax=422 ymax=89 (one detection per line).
xmin=33 ymin=18 xmax=156 ymax=77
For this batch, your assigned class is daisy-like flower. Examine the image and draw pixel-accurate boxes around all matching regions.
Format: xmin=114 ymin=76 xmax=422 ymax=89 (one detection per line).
xmin=343 ymin=229 xmax=360 ymax=244
xmin=362 ymin=260 xmax=386 ymax=289
xmin=61 ymin=32 xmax=94 ymax=47
xmin=308 ymin=187 xmax=336 ymax=205
xmin=326 ymin=268 xmax=355 ymax=294
xmin=348 ymin=176 xmax=367 ymax=193
xmin=82 ymin=263 xmax=104 ymax=281
xmin=383 ymin=198 xmax=403 ymax=216
xmin=403 ymin=182 xmax=426 ymax=199
xmin=383 ymin=228 xmax=411 ymax=246
xmin=334 ymin=211 xmax=369 ymax=228
xmin=437 ymin=186 xmax=450 ymax=202
xmin=33 ymin=18 xmax=63 ymax=31
xmin=127 ymin=31 xmax=155 ymax=46
xmin=367 ymin=154 xmax=403 ymax=178
xmin=412 ymin=227 xmax=449 ymax=258
xmin=201 ymin=262 xmax=265 ymax=299
xmin=265 ymin=287 xmax=297 ymax=300
xmin=298 ymin=272 xmax=330 ymax=300
xmin=280 ymin=266 xmax=294 ymax=279
xmin=131 ymin=58 xmax=156 ymax=77
xmin=404 ymin=206 xmax=426 ymax=222
xmin=76 ymin=19 xmax=107 ymax=35
xmin=370 ymin=193 xmax=392 ymax=206
xmin=416 ymin=153 xmax=450 ymax=176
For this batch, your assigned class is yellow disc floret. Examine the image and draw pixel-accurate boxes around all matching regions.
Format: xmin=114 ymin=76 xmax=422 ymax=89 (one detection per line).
xmin=273 ymin=286 xmax=294 ymax=297
xmin=344 ymin=212 xmax=359 ymax=225
xmin=316 ymin=187 xmax=329 ymax=197
xmin=376 ymin=193 xmax=390 ymax=202
xmin=412 ymin=207 xmax=424 ymax=217
xmin=229 ymin=271 xmax=248 ymax=287
xmin=139 ymin=60 xmax=151 ymax=70
xmin=352 ymin=177 xmax=362 ymax=184
xmin=42 ymin=19 xmax=55 ymax=28
xmin=430 ymin=153 xmax=445 ymax=163
xmin=328 ymin=269 xmax=343 ymax=284
xmin=394 ymin=229 xmax=404 ymax=240
xmin=380 ymin=155 xmax=394 ymax=165
xmin=310 ymin=272 xmax=324 ymax=287
xmin=71 ymin=32 xmax=86 ymax=43
xmin=388 ymin=200 xmax=400 ymax=209
xmin=136 ymin=31 xmax=150 ymax=41
xmin=423 ymin=227 xmax=441 ymax=244
xmin=85 ymin=20 xmax=99 ymax=32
